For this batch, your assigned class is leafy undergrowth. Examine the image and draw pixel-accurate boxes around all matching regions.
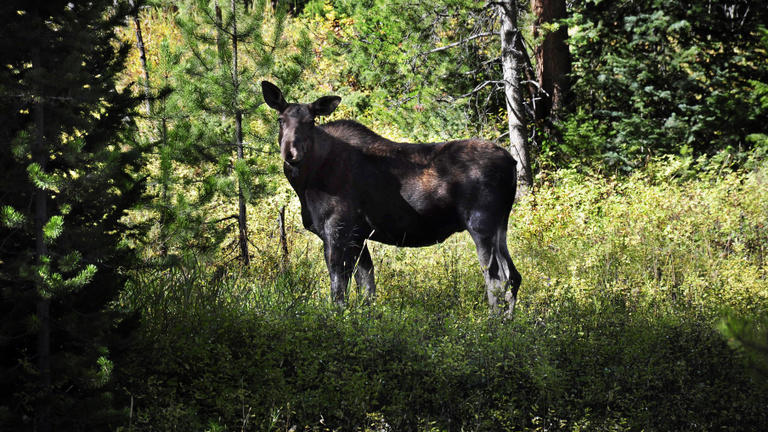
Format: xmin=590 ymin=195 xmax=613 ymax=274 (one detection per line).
xmin=118 ymin=157 xmax=768 ymax=431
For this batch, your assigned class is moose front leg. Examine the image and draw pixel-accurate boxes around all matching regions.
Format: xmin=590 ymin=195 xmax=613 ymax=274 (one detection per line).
xmin=322 ymin=216 xmax=374 ymax=306
xmin=322 ymin=238 xmax=358 ymax=306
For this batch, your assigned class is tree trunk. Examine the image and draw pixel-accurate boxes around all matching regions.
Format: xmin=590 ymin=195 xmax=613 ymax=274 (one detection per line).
xmin=531 ymin=0 xmax=571 ymax=120
xmin=215 ymin=2 xmax=228 ymax=129
xmin=32 ymin=29 xmax=51 ymax=432
xmin=497 ymin=0 xmax=532 ymax=194
xmin=159 ymin=105 xmax=170 ymax=257
xmin=235 ymin=111 xmax=249 ymax=266
xmin=133 ymin=13 xmax=151 ymax=115
xmin=232 ymin=0 xmax=250 ymax=265
xmin=215 ymin=2 xmax=224 ymax=59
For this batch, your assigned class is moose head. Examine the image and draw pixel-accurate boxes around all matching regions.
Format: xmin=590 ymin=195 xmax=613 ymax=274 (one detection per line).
xmin=261 ymin=81 xmax=341 ymax=166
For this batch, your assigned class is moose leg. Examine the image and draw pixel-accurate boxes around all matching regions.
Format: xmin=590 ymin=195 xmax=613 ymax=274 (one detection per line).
xmin=468 ymin=214 xmax=521 ymax=314
xmin=353 ymin=244 xmax=376 ymax=300
xmin=471 ymin=233 xmax=506 ymax=313
xmin=323 ymin=240 xmax=354 ymax=306
xmin=495 ymin=225 xmax=522 ymax=314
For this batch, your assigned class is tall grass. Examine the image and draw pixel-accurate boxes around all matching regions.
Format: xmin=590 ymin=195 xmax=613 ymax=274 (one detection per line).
xmin=118 ymin=157 xmax=768 ymax=431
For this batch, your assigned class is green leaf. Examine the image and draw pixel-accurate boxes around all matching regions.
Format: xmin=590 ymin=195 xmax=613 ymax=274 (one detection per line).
xmin=95 ymin=354 xmax=113 ymax=387
xmin=667 ymin=20 xmax=690 ymax=34
xmin=35 ymin=256 xmax=54 ymax=299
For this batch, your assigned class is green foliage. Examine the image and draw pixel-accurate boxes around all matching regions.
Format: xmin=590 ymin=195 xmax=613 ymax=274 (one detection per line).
xmin=42 ymin=215 xmax=64 ymax=242
xmin=0 ymin=0 xmax=145 ymax=429
xmin=133 ymin=0 xmax=313 ymax=261
xmin=719 ymin=314 xmax=768 ymax=382
xmin=301 ymin=0 xmax=505 ymax=143
xmin=0 ymin=205 xmax=25 ymax=229
xmin=27 ymin=162 xmax=61 ymax=192
xmin=515 ymin=158 xmax=768 ymax=317
xmin=12 ymin=1 xmax=763 ymax=430
xmin=562 ymin=0 xmax=768 ymax=170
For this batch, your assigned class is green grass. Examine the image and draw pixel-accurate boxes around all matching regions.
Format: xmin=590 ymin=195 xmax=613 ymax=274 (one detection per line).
xmin=117 ymin=157 xmax=768 ymax=431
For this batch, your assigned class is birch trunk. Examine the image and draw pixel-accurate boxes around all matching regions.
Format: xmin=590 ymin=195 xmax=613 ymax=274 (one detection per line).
xmin=497 ymin=0 xmax=532 ymax=194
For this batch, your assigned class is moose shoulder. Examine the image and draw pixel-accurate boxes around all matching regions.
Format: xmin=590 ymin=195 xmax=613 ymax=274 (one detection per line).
xmin=262 ymin=81 xmax=522 ymax=314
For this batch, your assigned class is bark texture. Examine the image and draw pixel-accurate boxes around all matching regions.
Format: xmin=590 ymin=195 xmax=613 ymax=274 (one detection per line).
xmin=531 ymin=0 xmax=571 ymax=120
xmin=498 ymin=0 xmax=532 ymax=193
xmin=133 ymin=13 xmax=151 ymax=115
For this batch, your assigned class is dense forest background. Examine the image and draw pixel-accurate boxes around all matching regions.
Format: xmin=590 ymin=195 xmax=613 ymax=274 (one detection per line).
xmin=1 ymin=0 xmax=767 ymax=430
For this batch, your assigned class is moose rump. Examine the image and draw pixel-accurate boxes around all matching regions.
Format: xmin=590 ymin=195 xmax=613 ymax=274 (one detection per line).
xmin=262 ymin=81 xmax=522 ymax=313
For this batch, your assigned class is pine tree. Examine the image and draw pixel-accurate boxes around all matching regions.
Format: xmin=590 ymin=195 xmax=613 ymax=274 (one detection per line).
xmin=148 ymin=36 xmax=231 ymax=260
xmin=167 ymin=0 xmax=312 ymax=264
xmin=0 ymin=1 xmax=145 ymax=429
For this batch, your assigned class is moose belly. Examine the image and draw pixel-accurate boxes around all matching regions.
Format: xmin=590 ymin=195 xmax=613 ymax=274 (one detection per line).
xmin=365 ymin=209 xmax=463 ymax=247
xmin=361 ymin=175 xmax=463 ymax=247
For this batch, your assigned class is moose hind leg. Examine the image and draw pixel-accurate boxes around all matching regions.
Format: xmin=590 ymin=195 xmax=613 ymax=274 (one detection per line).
xmin=496 ymin=225 xmax=522 ymax=314
xmin=471 ymin=235 xmax=506 ymax=313
xmin=468 ymin=214 xmax=518 ymax=314
xmin=353 ymin=244 xmax=376 ymax=301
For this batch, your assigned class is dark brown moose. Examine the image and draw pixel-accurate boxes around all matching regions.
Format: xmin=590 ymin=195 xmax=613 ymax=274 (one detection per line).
xmin=262 ymin=81 xmax=522 ymax=314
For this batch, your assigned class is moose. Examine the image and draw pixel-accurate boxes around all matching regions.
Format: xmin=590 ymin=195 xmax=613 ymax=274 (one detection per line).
xmin=262 ymin=81 xmax=522 ymax=314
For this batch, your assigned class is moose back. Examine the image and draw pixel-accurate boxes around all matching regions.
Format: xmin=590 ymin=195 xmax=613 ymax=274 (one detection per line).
xmin=262 ymin=81 xmax=521 ymax=313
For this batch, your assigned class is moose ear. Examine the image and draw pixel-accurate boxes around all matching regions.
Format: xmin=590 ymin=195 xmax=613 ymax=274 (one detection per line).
xmin=309 ymin=95 xmax=341 ymax=117
xmin=261 ymin=81 xmax=287 ymax=112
